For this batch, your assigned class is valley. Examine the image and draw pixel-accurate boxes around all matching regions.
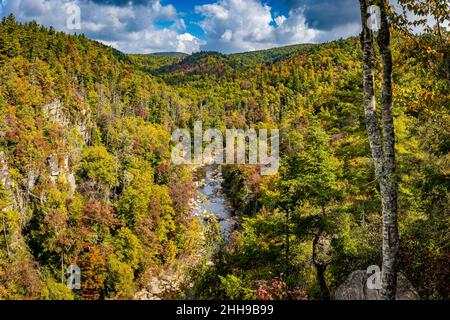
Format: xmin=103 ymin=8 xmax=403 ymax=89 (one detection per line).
xmin=0 ymin=13 xmax=448 ymax=300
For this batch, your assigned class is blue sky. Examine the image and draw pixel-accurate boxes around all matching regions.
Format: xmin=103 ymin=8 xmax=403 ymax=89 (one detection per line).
xmin=0 ymin=0 xmax=362 ymax=54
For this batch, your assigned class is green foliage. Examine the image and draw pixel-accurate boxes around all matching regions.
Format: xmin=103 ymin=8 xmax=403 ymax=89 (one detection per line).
xmin=278 ymin=119 xmax=344 ymax=210
xmin=78 ymin=146 xmax=119 ymax=191
xmin=42 ymin=273 xmax=74 ymax=300
xmin=114 ymin=227 xmax=143 ymax=270
xmin=219 ymin=274 xmax=255 ymax=300
xmin=106 ymin=256 xmax=135 ymax=299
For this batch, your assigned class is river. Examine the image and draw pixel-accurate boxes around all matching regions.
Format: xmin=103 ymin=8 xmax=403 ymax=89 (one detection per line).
xmin=191 ymin=165 xmax=235 ymax=239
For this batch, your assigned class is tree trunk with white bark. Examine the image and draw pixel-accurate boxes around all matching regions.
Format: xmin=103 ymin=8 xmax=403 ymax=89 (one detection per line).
xmin=358 ymin=0 xmax=399 ymax=300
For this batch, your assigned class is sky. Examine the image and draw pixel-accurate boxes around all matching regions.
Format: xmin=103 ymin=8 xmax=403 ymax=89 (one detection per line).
xmin=0 ymin=0 xmax=365 ymax=54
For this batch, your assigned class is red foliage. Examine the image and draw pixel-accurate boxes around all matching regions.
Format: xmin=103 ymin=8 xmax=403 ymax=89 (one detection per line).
xmin=82 ymin=200 xmax=119 ymax=228
xmin=255 ymin=278 xmax=308 ymax=300
xmin=78 ymin=246 xmax=108 ymax=300
xmin=135 ymin=216 xmax=159 ymax=249
xmin=169 ymin=180 xmax=194 ymax=219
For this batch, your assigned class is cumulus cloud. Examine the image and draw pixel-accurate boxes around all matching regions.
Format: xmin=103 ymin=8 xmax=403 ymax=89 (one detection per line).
xmin=277 ymin=0 xmax=361 ymax=31
xmin=89 ymin=1 xmax=151 ymax=6
xmin=1 ymin=0 xmax=203 ymax=53
xmin=195 ymin=0 xmax=322 ymax=53
xmin=274 ymin=15 xmax=287 ymax=27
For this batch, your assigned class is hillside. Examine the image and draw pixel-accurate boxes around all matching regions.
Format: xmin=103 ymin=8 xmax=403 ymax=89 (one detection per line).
xmin=0 ymin=16 xmax=198 ymax=299
xmin=229 ymin=43 xmax=315 ymax=65
xmin=0 ymin=14 xmax=449 ymax=300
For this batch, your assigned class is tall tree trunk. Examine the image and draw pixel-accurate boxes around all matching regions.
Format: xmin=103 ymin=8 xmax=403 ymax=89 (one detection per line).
xmin=316 ymin=264 xmax=330 ymax=300
xmin=359 ymin=0 xmax=384 ymax=178
xmin=359 ymin=0 xmax=399 ymax=300
xmin=375 ymin=0 xmax=399 ymax=300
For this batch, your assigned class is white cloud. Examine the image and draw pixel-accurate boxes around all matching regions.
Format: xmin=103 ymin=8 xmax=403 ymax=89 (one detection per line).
xmin=274 ymin=15 xmax=287 ymax=27
xmin=273 ymin=9 xmax=319 ymax=45
xmin=1 ymin=0 xmax=202 ymax=54
xmin=176 ymin=32 xmax=204 ymax=53
xmin=314 ymin=22 xmax=361 ymax=43
xmin=221 ymin=29 xmax=232 ymax=42
xmin=198 ymin=3 xmax=230 ymax=20
xmin=195 ymin=0 xmax=323 ymax=53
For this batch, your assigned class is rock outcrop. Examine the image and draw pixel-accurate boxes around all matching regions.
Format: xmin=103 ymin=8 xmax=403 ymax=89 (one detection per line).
xmin=43 ymin=99 xmax=91 ymax=143
xmin=0 ymin=151 xmax=11 ymax=191
xmin=0 ymin=151 xmax=26 ymax=215
xmin=335 ymin=270 xmax=420 ymax=300
xmin=134 ymin=271 xmax=190 ymax=300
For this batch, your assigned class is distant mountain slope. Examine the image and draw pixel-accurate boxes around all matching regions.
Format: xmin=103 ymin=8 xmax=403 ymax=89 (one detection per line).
xmin=149 ymin=52 xmax=189 ymax=58
xmin=136 ymin=40 xmax=356 ymax=82
xmin=140 ymin=44 xmax=319 ymax=78
xmin=229 ymin=43 xmax=315 ymax=65
xmin=149 ymin=51 xmax=231 ymax=80
xmin=128 ymin=53 xmax=188 ymax=74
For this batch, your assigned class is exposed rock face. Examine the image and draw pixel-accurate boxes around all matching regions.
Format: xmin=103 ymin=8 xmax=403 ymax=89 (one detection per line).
xmin=43 ymin=99 xmax=91 ymax=144
xmin=134 ymin=272 xmax=188 ymax=300
xmin=335 ymin=270 xmax=420 ymax=300
xmin=48 ymin=154 xmax=76 ymax=194
xmin=43 ymin=100 xmax=89 ymax=194
xmin=68 ymin=173 xmax=76 ymax=194
xmin=0 ymin=151 xmax=11 ymax=191
xmin=1 ymin=100 xmax=84 ymax=221
xmin=48 ymin=154 xmax=60 ymax=183
xmin=0 ymin=151 xmax=25 ymax=214
xmin=43 ymin=100 xmax=70 ymax=127
xmin=27 ymin=170 xmax=38 ymax=192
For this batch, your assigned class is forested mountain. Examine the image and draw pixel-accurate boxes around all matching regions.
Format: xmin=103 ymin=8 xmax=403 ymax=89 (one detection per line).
xmin=230 ymin=43 xmax=315 ymax=65
xmin=0 ymin=13 xmax=448 ymax=300
xmin=0 ymin=15 xmax=198 ymax=299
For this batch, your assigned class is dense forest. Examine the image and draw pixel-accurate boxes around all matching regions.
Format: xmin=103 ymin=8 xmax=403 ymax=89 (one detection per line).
xmin=0 ymin=1 xmax=449 ymax=301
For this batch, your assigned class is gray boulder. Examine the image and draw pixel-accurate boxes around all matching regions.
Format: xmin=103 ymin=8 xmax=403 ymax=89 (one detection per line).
xmin=335 ymin=270 xmax=420 ymax=300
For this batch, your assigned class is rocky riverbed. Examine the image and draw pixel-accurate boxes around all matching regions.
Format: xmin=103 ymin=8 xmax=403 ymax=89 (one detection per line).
xmin=191 ymin=165 xmax=237 ymax=239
